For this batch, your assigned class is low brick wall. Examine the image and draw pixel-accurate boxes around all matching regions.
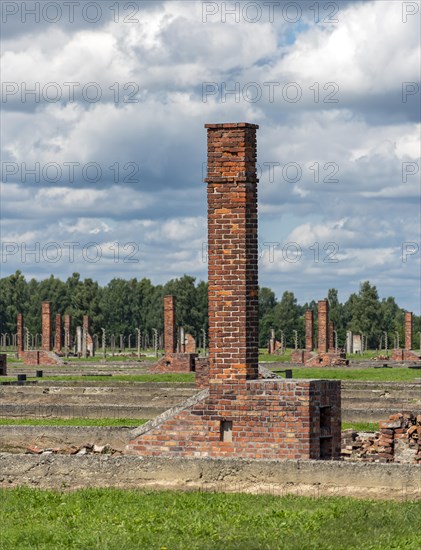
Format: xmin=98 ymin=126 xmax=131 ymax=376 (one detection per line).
xmin=1 ymin=454 xmax=419 ymax=500
xmin=20 ymin=351 xmax=63 ymax=366
xmin=151 ymin=353 xmax=196 ymax=373
xmin=392 ymin=349 xmax=421 ymax=361
xmin=127 ymin=380 xmax=341 ymax=460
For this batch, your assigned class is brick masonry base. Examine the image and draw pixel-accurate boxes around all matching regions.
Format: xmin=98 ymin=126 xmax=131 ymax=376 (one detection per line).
xmin=19 ymin=351 xmax=63 ymax=366
xmin=291 ymin=350 xmax=349 ymax=367
xmin=151 ymin=353 xmax=197 ymax=373
xmin=306 ymin=352 xmax=348 ymax=367
xmin=391 ymin=349 xmax=421 ymax=361
xmin=126 ymin=379 xmax=341 ymax=460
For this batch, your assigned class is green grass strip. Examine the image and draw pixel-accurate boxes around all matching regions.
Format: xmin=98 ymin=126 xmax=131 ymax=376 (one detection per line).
xmin=0 ymin=488 xmax=420 ymax=549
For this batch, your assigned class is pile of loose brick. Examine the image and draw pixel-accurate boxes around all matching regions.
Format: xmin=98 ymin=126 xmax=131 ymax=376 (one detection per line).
xmin=342 ymin=412 xmax=420 ymax=463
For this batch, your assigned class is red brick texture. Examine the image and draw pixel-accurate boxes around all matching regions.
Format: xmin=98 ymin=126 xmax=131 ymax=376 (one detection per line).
xmin=127 ymin=379 xmax=341 ymax=459
xmin=164 ymin=296 xmax=177 ymax=354
xmin=392 ymin=349 xmax=420 ymax=361
xmin=64 ymin=314 xmax=71 ymax=349
xmin=185 ymin=333 xmax=196 ymax=353
xmin=329 ymin=320 xmax=335 ymax=351
xmin=318 ymin=300 xmax=329 ymax=354
xmin=55 ymin=314 xmax=62 ymax=352
xmin=20 ymin=350 xmax=63 ymax=366
xmin=153 ymin=352 xmax=197 ymax=373
xmin=128 ymin=122 xmax=341 ymax=460
xmin=41 ymin=302 xmax=52 ymax=352
xmin=305 ymin=310 xmax=313 ymax=351
xmin=405 ymin=311 xmax=413 ymax=350
xmin=195 ymin=358 xmax=210 ymax=388
xmin=151 ymin=295 xmax=197 ymax=373
xmin=206 ymin=123 xmax=259 ymax=384
xmin=17 ymin=313 xmax=24 ymax=355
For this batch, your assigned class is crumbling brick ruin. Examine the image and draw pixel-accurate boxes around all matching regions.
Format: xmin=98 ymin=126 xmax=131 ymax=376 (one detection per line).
xmin=292 ymin=302 xmax=348 ymax=367
xmin=127 ymin=122 xmax=341 ymax=460
xmin=82 ymin=315 xmax=95 ymax=358
xmin=267 ymin=328 xmax=282 ymax=354
xmin=55 ymin=313 xmax=62 ymax=353
xmin=151 ymin=295 xmax=197 ymax=373
xmin=17 ymin=302 xmax=63 ymax=366
xmin=392 ymin=311 xmax=420 ymax=361
xmin=342 ymin=412 xmax=420 ymax=464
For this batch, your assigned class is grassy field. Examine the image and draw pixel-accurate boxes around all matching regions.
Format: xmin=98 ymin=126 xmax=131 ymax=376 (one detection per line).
xmin=0 ymin=488 xmax=419 ymax=550
xmin=0 ymin=373 xmax=196 ymax=384
xmin=2 ymin=367 xmax=420 ymax=384
xmin=275 ymin=368 xmax=420 ymax=382
xmin=342 ymin=422 xmax=378 ymax=432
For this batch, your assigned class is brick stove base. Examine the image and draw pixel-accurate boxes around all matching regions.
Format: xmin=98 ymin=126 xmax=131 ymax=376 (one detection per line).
xmin=126 ymin=379 xmax=341 ymax=460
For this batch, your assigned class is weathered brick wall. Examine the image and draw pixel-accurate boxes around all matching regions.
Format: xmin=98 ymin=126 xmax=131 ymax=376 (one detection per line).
xmin=206 ymin=123 xmax=259 ymax=385
xmin=329 ymin=320 xmax=334 ymax=351
xmin=164 ymin=296 xmax=177 ymax=354
xmin=405 ymin=311 xmax=412 ymax=350
xmin=185 ymin=334 xmax=196 ymax=353
xmin=305 ymin=310 xmax=313 ymax=351
xmin=55 ymin=314 xmax=62 ymax=352
xmin=41 ymin=302 xmax=52 ymax=352
xmin=153 ymin=353 xmax=196 ymax=373
xmin=291 ymin=350 xmax=304 ymax=363
xmin=318 ymin=300 xmax=329 ymax=354
xmin=64 ymin=314 xmax=72 ymax=350
xmin=392 ymin=349 xmax=420 ymax=361
xmin=127 ymin=379 xmax=341 ymax=459
xmin=195 ymin=358 xmax=210 ymax=388
xmin=20 ymin=350 xmax=62 ymax=366
xmin=17 ymin=313 xmax=24 ymax=355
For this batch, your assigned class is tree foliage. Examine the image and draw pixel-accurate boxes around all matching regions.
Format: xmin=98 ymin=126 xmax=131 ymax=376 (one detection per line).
xmin=0 ymin=271 xmax=418 ymax=349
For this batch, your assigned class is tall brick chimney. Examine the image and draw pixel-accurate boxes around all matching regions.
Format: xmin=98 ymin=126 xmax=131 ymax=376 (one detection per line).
xmin=41 ymin=302 xmax=52 ymax=351
xmin=329 ymin=320 xmax=335 ymax=351
xmin=17 ymin=313 xmax=24 ymax=355
xmin=405 ymin=311 xmax=412 ymax=350
xmin=164 ymin=296 xmax=177 ymax=354
xmin=55 ymin=313 xmax=62 ymax=352
xmin=318 ymin=300 xmax=329 ymax=354
xmin=205 ymin=123 xmax=259 ymax=385
xmin=64 ymin=314 xmax=72 ymax=349
xmin=305 ymin=310 xmax=313 ymax=351
xmin=126 ymin=122 xmax=341 ymax=461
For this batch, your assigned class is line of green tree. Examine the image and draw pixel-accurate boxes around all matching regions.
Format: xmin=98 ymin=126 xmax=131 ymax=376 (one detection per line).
xmin=0 ymin=271 xmax=419 ymax=350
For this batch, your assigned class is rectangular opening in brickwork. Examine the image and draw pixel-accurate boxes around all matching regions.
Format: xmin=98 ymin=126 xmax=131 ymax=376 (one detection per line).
xmin=220 ymin=421 xmax=233 ymax=442
xmin=319 ymin=406 xmax=333 ymax=459
xmin=320 ymin=406 xmax=332 ymax=436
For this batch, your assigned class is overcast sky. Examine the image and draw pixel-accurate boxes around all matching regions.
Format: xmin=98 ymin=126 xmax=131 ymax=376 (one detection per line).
xmin=1 ymin=0 xmax=420 ymax=312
